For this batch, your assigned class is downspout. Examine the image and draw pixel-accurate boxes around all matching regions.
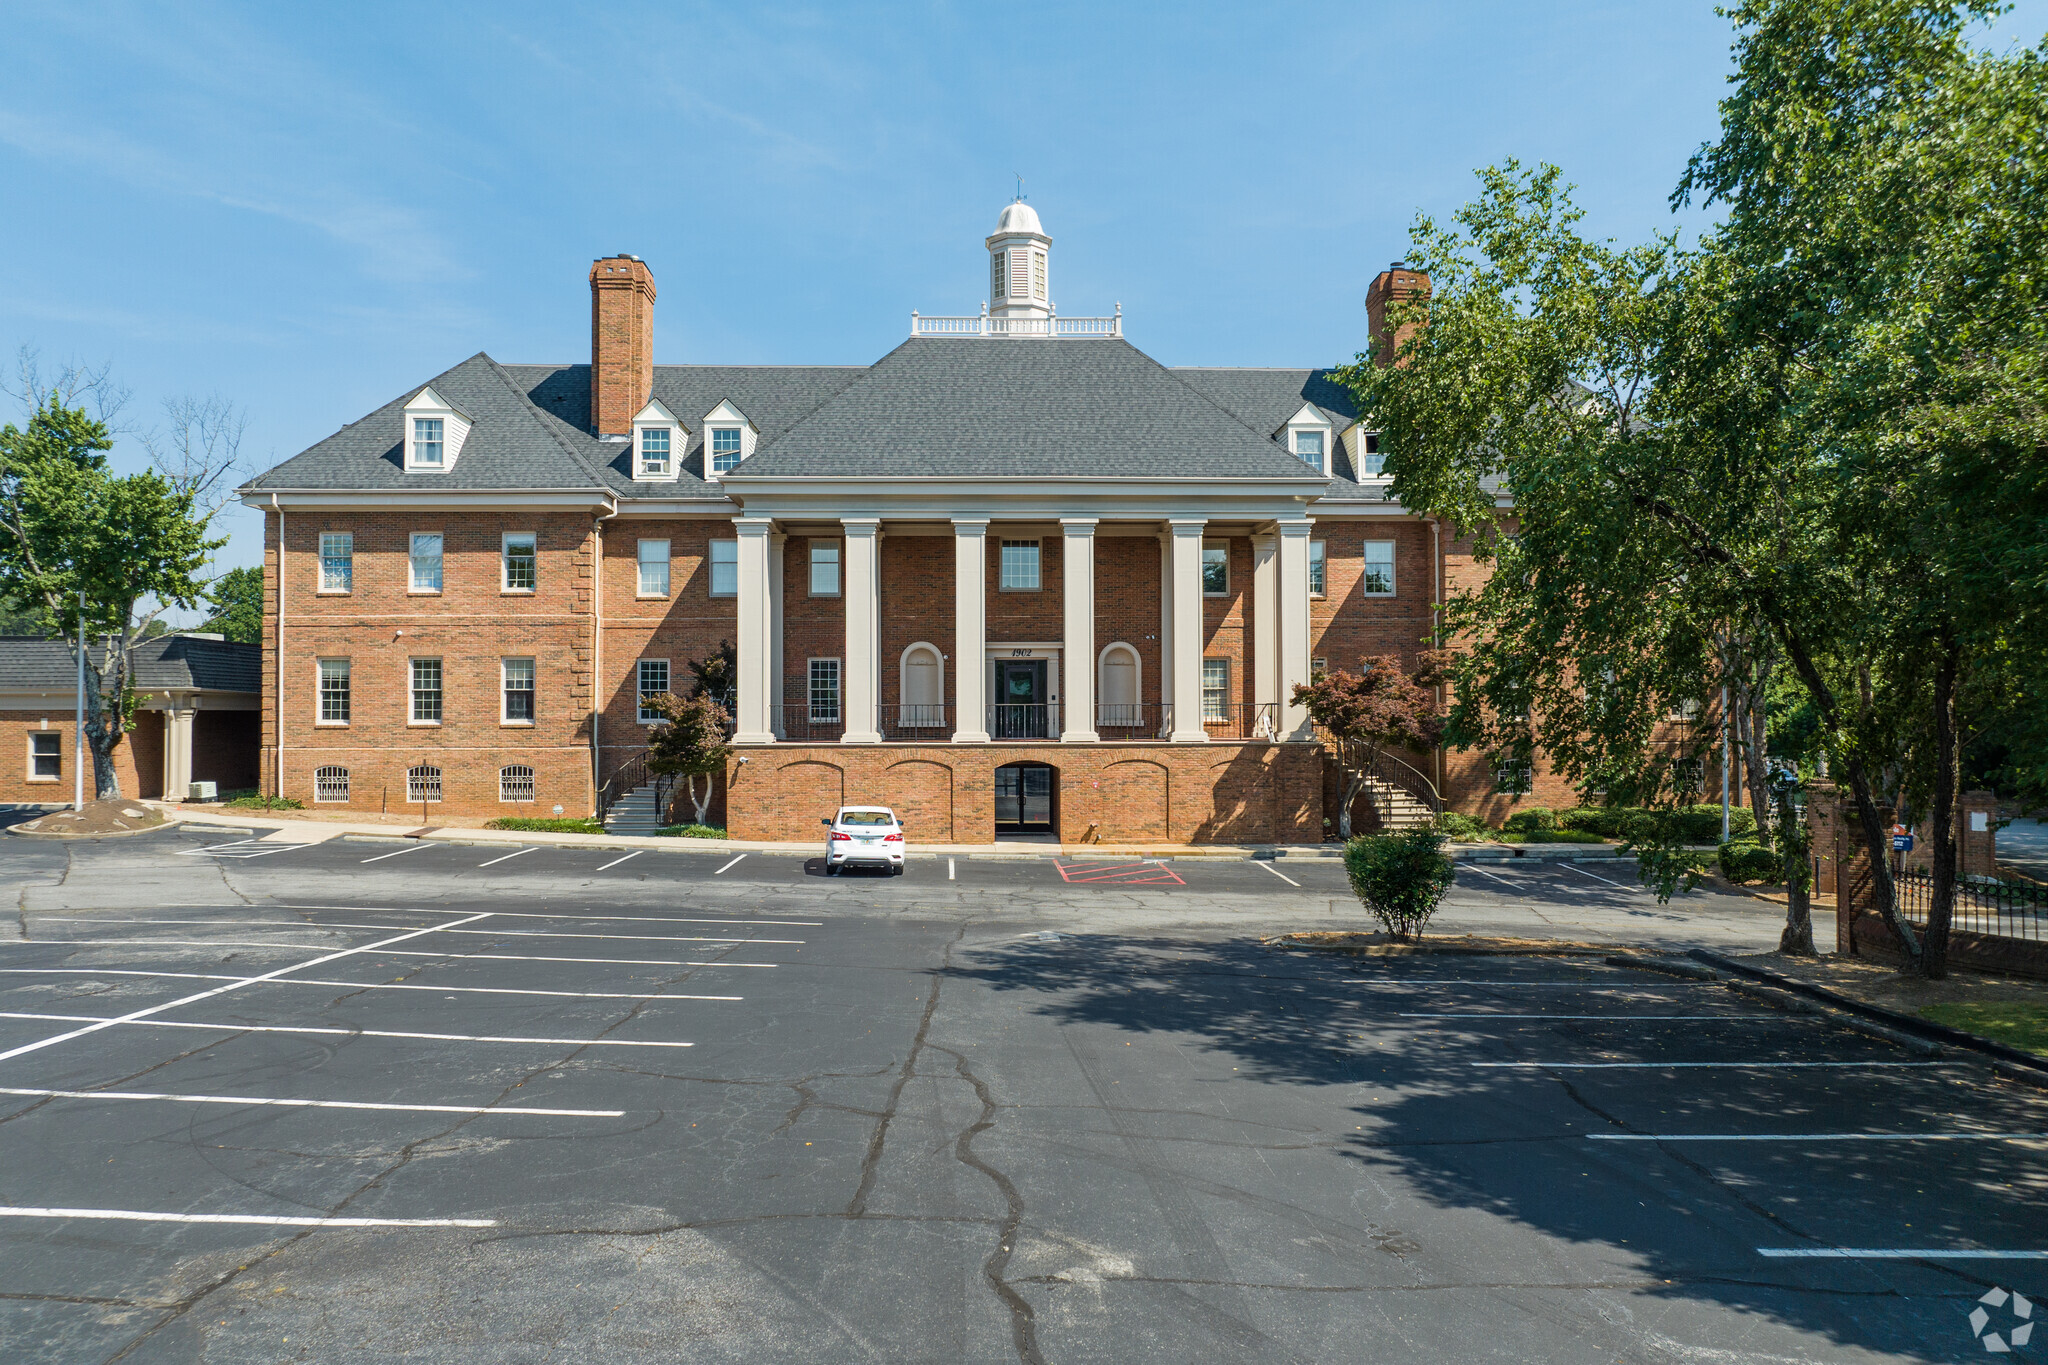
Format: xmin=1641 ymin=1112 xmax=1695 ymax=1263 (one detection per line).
xmin=271 ymin=493 xmax=284 ymax=799
xmin=591 ymin=501 xmax=616 ymax=815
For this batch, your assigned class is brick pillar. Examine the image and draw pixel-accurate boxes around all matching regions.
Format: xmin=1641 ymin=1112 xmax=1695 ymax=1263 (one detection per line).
xmin=1961 ymin=789 xmax=1999 ymax=879
xmin=589 ymin=255 xmax=655 ymax=436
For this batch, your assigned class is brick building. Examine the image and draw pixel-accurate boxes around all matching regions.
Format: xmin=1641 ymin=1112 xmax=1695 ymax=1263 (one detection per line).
xmin=241 ymin=203 xmax=1551 ymax=840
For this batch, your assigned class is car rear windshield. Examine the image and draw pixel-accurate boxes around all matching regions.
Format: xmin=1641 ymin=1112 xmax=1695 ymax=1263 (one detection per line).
xmin=838 ymin=811 xmax=895 ymax=826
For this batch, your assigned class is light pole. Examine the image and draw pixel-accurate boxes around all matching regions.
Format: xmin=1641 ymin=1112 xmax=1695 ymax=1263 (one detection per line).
xmin=73 ymin=589 xmax=84 ymax=811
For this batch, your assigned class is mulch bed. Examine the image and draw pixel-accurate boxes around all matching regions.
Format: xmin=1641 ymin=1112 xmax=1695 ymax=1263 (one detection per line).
xmin=1270 ymin=931 xmax=1631 ymax=957
xmin=11 ymin=799 xmax=169 ymax=837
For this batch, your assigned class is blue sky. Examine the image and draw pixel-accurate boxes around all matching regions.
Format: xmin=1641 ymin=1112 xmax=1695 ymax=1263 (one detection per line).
xmin=5 ymin=1 xmax=2044 ymax=607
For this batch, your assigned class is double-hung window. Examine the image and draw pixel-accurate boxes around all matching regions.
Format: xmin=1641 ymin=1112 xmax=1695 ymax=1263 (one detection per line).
xmin=502 ymin=533 xmax=536 ymax=592
xmin=28 ymin=733 xmax=59 ymax=780
xmin=1201 ymin=659 xmax=1230 ymax=721
xmin=808 ymin=658 xmax=841 ymax=723
xmin=1308 ymin=540 xmax=1326 ymax=596
xmin=409 ymin=533 xmax=443 ymax=593
xmin=1361 ymin=432 xmax=1386 ymax=478
xmin=709 ymin=539 xmax=737 ymax=597
xmin=638 ymin=426 xmax=671 ymax=477
xmin=810 ymin=540 xmax=840 ymax=596
xmin=412 ymin=417 xmax=444 ymax=467
xmin=637 ymin=539 xmax=670 ymax=597
xmin=1201 ymin=543 xmax=1229 ymax=596
xmin=319 ymin=532 xmax=353 ymax=593
xmin=999 ymin=540 xmax=1039 ymax=591
xmin=1361 ymin=541 xmax=1395 ymax=595
xmin=637 ymin=659 xmax=669 ymax=723
xmin=410 ymin=658 xmax=442 ymax=723
xmin=318 ymin=659 xmax=351 ymax=724
xmin=710 ymin=428 xmax=743 ymax=473
xmin=1294 ymin=429 xmax=1325 ymax=469
xmin=502 ymin=658 xmax=535 ymax=723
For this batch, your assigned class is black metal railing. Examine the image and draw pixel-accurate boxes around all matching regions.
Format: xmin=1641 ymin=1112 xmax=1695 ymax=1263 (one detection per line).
xmin=1096 ymin=701 xmax=1172 ymax=740
xmin=1366 ymin=745 xmax=1444 ymax=819
xmin=884 ymin=703 xmax=951 ymax=740
xmin=596 ymin=751 xmax=649 ymax=822
xmin=1199 ymin=702 xmax=1279 ymax=741
xmin=773 ymin=704 xmax=846 ymax=743
xmin=1896 ymin=870 xmax=2048 ymax=943
xmin=991 ymin=703 xmax=1052 ymax=740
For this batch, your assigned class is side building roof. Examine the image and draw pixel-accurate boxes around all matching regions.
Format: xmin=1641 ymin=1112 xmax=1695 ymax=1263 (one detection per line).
xmin=0 ymin=636 xmax=261 ymax=695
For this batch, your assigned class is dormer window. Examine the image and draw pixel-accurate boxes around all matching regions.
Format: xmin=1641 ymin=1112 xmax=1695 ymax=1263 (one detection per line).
xmin=1362 ymin=432 xmax=1386 ymax=478
xmin=992 ymin=257 xmax=1005 ymax=299
xmin=402 ymin=386 xmax=471 ymax=472
xmin=639 ymin=426 xmax=671 ymax=477
xmin=1293 ymin=430 xmax=1324 ymax=467
xmin=1279 ymin=402 xmax=1333 ymax=477
xmin=711 ymin=428 xmax=742 ymax=473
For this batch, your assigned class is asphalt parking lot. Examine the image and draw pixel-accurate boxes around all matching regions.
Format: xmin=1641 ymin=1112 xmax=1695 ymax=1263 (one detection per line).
xmin=0 ymin=825 xmax=2042 ymax=1362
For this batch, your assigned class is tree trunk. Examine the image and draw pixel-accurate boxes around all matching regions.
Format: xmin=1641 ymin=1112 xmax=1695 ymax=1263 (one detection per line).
xmin=77 ymin=639 xmax=122 ymax=800
xmin=1745 ymin=667 xmax=1772 ymax=846
xmin=1775 ymin=782 xmax=1815 ymax=955
xmin=1924 ymin=635 xmax=1961 ymax=980
xmin=1338 ymin=772 xmax=1368 ymax=838
xmin=1846 ymin=759 xmax=1919 ymax=968
xmin=691 ymin=772 xmax=711 ymax=826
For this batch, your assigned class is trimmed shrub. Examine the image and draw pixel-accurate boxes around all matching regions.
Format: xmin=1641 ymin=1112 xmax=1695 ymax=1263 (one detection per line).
xmin=1498 ymin=828 xmax=1608 ymax=845
xmin=1559 ymin=807 xmax=1624 ymax=837
xmin=486 ymin=817 xmax=604 ymax=834
xmin=224 ymin=793 xmax=304 ymax=811
xmin=1434 ymin=810 xmax=1491 ymax=842
xmin=1718 ymin=839 xmax=1781 ymax=884
xmin=1502 ymin=806 xmax=1556 ymax=833
xmin=1680 ymin=804 xmax=1757 ymax=844
xmin=1343 ymin=829 xmax=1457 ymax=940
xmin=656 ymin=824 xmax=727 ymax=839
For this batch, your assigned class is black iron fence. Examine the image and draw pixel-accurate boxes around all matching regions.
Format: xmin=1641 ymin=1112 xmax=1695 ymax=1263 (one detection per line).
xmin=1096 ymin=701 xmax=1172 ymax=740
xmin=990 ymin=703 xmax=1052 ymax=740
xmin=1896 ymin=870 xmax=2048 ymax=943
xmin=1199 ymin=702 xmax=1279 ymax=741
xmin=883 ymin=704 xmax=951 ymax=741
xmin=773 ymin=704 xmax=847 ymax=743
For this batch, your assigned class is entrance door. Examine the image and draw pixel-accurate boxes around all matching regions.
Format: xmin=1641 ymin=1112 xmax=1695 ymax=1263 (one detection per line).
xmin=992 ymin=660 xmax=1047 ymax=739
xmin=994 ymin=762 xmax=1056 ymax=832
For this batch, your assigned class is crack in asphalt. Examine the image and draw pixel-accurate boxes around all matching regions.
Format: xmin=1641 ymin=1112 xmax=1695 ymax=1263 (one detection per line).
xmin=930 ymin=1043 xmax=1043 ymax=1365
xmin=845 ymin=927 xmax=958 ymax=1219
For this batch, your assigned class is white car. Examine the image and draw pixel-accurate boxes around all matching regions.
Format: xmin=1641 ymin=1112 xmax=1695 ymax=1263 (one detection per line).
xmin=822 ymin=806 xmax=906 ymax=875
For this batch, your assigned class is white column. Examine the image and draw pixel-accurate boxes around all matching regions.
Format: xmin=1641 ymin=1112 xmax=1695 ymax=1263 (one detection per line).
xmin=951 ymin=519 xmax=990 ymax=742
xmin=165 ymin=702 xmax=194 ymax=798
xmin=841 ymin=518 xmax=882 ymax=744
xmin=1059 ymin=518 xmax=1098 ymax=742
xmin=733 ymin=517 xmax=777 ymax=744
xmin=1251 ymin=532 xmax=1278 ymax=740
xmin=768 ymin=531 xmax=786 ymax=738
xmin=1157 ymin=532 xmax=1174 ymax=729
xmin=1277 ymin=518 xmax=1314 ymax=740
xmin=1167 ymin=518 xmax=1208 ymax=742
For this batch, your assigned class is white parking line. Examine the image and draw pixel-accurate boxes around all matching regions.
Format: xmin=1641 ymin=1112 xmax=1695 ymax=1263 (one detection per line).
xmin=360 ymin=844 xmax=428 ymax=864
xmin=1475 ymin=1061 xmax=1950 ymax=1069
xmin=596 ymin=851 xmax=642 ymax=871
xmin=38 ymin=919 xmax=803 ymax=945
xmin=0 ymin=968 xmax=741 ymax=1001
xmin=0 ymin=943 xmax=780 ymax=968
xmin=175 ymin=842 xmax=309 ymax=860
xmin=714 ymin=855 xmax=747 ymax=874
xmin=381 ymin=949 xmax=779 ymax=968
xmin=0 ymin=911 xmax=492 ymax=1066
xmin=1254 ymin=861 xmax=1300 ymax=887
xmin=1758 ymin=1248 xmax=2048 ymax=1259
xmin=0 ymin=1010 xmax=696 ymax=1049
xmin=277 ymin=905 xmax=822 ymax=927
xmin=477 ymin=847 xmax=538 ymax=868
xmin=1465 ymin=865 xmax=1522 ymax=887
xmin=0 ymin=1207 xmax=496 ymax=1229
xmin=1591 ymin=1131 xmax=2048 ymax=1142
xmin=2 ymin=939 xmax=343 ymax=952
xmin=1565 ymin=863 xmax=1632 ymax=890
xmin=0 ymin=1086 xmax=626 ymax=1117
xmin=948 ymin=858 xmax=955 ymax=881
xmin=176 ymin=839 xmax=264 ymax=856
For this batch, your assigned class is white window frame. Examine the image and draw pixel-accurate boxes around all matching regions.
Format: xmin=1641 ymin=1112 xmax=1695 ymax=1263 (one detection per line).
xmin=317 ymin=658 xmax=351 ymax=726
xmin=499 ymin=764 xmax=536 ymax=803
xmin=1096 ymin=642 xmax=1143 ymax=727
xmin=998 ymin=539 xmax=1040 ymax=592
xmin=699 ymin=401 xmax=753 ymax=481
xmin=1308 ymin=540 xmax=1326 ymax=597
xmin=630 ymin=399 xmax=682 ymax=483
xmin=1201 ymin=542 xmax=1230 ymax=597
xmin=318 ymin=532 xmax=353 ymax=594
xmin=709 ymin=427 xmax=743 ymax=474
xmin=808 ymin=658 xmax=842 ymax=724
xmin=409 ymin=532 xmax=443 ymax=594
xmin=637 ymin=426 xmax=673 ymax=478
xmin=1359 ymin=430 xmax=1387 ymax=479
xmin=898 ymin=642 xmax=945 ymax=727
xmin=1201 ymin=658 xmax=1230 ymax=721
xmin=502 ymin=657 xmax=536 ymax=725
xmin=708 ymin=539 xmax=737 ymax=597
xmin=411 ymin=416 xmax=444 ymax=468
xmin=313 ymin=765 xmax=349 ymax=803
xmin=1361 ymin=540 xmax=1396 ymax=597
xmin=637 ymin=659 xmax=670 ymax=724
xmin=1292 ymin=429 xmax=1325 ymax=469
xmin=1494 ymin=761 xmax=1534 ymax=795
xmin=409 ymin=657 xmax=443 ymax=725
xmin=501 ymin=532 xmax=537 ymax=594
xmin=27 ymin=731 xmax=59 ymax=783
xmin=810 ymin=540 xmax=841 ymax=597
xmin=403 ymin=386 xmax=470 ymax=472
xmin=406 ymin=764 xmax=443 ymax=804
xmin=637 ymin=539 xmax=671 ymax=598
xmin=1281 ymin=404 xmax=1333 ymax=476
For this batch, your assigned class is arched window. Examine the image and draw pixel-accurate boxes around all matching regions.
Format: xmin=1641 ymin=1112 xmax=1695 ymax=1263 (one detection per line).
xmin=406 ymin=765 xmax=442 ymax=804
xmin=899 ymin=642 xmax=944 ymax=728
xmin=313 ymin=766 xmax=349 ymax=803
xmin=499 ymin=765 xmax=535 ymax=803
xmin=1098 ymin=643 xmax=1142 ymax=729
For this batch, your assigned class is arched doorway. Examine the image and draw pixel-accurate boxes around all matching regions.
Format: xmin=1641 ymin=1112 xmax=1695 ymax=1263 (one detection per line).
xmin=993 ymin=761 xmax=1057 ymax=836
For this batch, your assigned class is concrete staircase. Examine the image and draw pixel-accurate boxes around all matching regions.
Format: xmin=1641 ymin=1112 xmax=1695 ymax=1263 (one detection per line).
xmin=1361 ymin=775 xmax=1436 ymax=831
xmin=603 ymin=782 xmax=668 ymax=836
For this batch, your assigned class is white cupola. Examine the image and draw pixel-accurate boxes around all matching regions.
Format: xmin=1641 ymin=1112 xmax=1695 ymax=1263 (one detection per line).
xmin=986 ymin=200 xmax=1051 ymax=321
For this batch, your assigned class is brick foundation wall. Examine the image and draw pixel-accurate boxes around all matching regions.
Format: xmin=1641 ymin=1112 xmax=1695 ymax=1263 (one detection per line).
xmin=725 ymin=740 xmax=1325 ymax=845
xmin=0 ymin=710 xmax=144 ymax=803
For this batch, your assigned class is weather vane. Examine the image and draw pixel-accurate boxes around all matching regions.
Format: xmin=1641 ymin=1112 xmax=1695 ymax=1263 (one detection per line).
xmin=1014 ymin=173 xmax=1026 ymax=202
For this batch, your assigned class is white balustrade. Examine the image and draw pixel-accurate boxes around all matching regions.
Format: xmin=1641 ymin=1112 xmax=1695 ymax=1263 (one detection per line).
xmin=910 ymin=305 xmax=1123 ymax=338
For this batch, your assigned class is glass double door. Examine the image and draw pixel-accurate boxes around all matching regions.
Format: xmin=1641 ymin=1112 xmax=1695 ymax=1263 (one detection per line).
xmin=992 ymin=660 xmax=1048 ymax=739
xmin=994 ymin=762 xmax=1055 ymax=831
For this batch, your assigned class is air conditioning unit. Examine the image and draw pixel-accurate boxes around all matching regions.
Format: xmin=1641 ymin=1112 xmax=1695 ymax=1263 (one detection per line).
xmin=187 ymin=781 xmax=217 ymax=802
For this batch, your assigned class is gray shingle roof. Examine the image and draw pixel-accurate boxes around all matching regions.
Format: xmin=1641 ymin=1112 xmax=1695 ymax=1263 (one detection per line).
xmin=1172 ymin=368 xmax=1371 ymax=484
xmin=732 ymin=338 xmax=1330 ymax=480
xmin=0 ymin=636 xmax=260 ymax=694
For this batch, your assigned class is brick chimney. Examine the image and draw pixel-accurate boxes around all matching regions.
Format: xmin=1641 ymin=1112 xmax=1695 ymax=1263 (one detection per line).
xmin=1365 ymin=261 xmax=1431 ymax=367
xmin=589 ymin=254 xmax=656 ymax=435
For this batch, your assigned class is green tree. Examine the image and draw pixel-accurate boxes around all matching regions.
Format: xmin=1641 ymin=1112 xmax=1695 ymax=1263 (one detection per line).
xmin=643 ymin=691 xmax=733 ymax=827
xmin=1293 ymin=652 xmax=1449 ymax=837
xmin=1343 ymin=828 xmax=1457 ymax=941
xmin=0 ymin=385 xmax=224 ymax=799
xmin=200 ymin=565 xmax=263 ymax=644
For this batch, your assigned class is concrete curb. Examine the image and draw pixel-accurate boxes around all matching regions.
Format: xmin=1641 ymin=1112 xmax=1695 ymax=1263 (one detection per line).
xmin=1688 ymin=949 xmax=2048 ymax=1080
xmin=7 ymin=817 xmax=185 ymax=840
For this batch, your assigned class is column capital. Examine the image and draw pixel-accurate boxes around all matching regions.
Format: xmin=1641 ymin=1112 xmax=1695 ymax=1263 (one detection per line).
xmin=840 ymin=517 xmax=882 ymax=537
xmin=1275 ymin=518 xmax=1315 ymax=539
xmin=1165 ymin=517 xmax=1207 ymax=538
xmin=733 ymin=516 xmax=776 ymax=537
xmin=950 ymin=517 xmax=991 ymax=532
xmin=1057 ymin=517 xmax=1098 ymax=533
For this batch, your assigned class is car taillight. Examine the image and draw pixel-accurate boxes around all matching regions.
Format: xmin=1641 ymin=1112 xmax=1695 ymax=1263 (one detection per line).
xmin=884 ymin=832 xmax=902 ymax=842
xmin=830 ymin=831 xmax=852 ymax=841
